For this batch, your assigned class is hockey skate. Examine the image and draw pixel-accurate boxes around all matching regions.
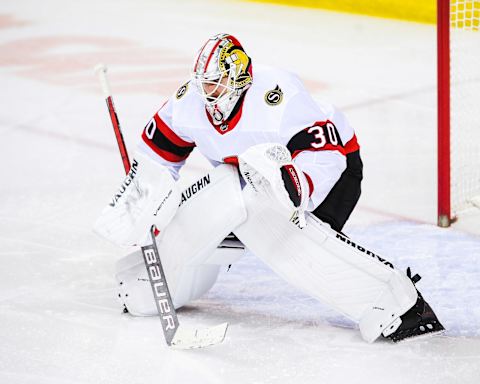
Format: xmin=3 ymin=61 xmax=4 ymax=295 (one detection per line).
xmin=385 ymin=268 xmax=445 ymax=342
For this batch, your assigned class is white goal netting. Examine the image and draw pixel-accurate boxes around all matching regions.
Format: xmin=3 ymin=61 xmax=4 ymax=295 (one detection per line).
xmin=449 ymin=0 xmax=480 ymax=214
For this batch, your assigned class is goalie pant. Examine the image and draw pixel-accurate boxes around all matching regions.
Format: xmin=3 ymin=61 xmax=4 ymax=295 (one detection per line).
xmin=115 ymin=163 xmax=417 ymax=343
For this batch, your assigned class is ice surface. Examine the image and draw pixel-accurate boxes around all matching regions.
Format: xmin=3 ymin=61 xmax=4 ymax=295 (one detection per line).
xmin=0 ymin=0 xmax=479 ymax=383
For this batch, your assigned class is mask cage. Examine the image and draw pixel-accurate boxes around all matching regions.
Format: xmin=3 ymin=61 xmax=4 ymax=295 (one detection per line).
xmin=193 ymin=63 xmax=245 ymax=106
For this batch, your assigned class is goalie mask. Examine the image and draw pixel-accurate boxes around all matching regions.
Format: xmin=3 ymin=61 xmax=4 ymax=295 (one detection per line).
xmin=192 ymin=33 xmax=253 ymax=125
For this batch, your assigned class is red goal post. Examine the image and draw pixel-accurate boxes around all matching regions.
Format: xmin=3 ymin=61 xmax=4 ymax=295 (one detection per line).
xmin=437 ymin=0 xmax=480 ymax=227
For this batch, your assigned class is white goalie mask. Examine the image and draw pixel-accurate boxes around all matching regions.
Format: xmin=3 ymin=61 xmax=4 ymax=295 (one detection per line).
xmin=192 ymin=34 xmax=253 ymax=125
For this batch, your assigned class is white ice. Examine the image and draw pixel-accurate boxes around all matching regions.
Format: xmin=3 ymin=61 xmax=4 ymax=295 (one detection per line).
xmin=0 ymin=0 xmax=479 ymax=383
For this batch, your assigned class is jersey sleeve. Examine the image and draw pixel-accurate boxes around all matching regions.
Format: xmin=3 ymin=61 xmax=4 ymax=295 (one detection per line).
xmin=137 ymin=99 xmax=196 ymax=180
xmin=279 ymin=92 xmax=358 ymax=211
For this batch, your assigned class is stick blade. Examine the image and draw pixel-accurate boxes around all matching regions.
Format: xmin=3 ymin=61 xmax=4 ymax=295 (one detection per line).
xmin=170 ymin=322 xmax=229 ymax=350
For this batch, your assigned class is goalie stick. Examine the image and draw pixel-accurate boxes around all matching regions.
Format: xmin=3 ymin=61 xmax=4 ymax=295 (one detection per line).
xmin=94 ymin=63 xmax=228 ymax=349
xmin=142 ymin=226 xmax=228 ymax=348
xmin=94 ymin=64 xmax=131 ymax=174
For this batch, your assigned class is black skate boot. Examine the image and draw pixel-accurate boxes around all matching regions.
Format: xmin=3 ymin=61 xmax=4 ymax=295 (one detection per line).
xmin=385 ymin=268 xmax=445 ymax=342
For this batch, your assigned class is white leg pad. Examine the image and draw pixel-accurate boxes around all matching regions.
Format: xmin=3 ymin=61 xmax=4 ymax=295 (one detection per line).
xmin=115 ymin=250 xmax=222 ymax=315
xmin=115 ymin=164 xmax=247 ymax=315
xmin=234 ymin=187 xmax=418 ymax=342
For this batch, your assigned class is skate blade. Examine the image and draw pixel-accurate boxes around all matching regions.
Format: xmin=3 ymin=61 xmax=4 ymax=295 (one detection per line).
xmin=393 ymin=327 xmax=446 ymax=343
xmin=170 ymin=322 xmax=229 ymax=349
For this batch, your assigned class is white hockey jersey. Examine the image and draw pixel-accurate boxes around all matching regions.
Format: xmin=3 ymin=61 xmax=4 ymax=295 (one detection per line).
xmin=138 ymin=65 xmax=359 ymax=211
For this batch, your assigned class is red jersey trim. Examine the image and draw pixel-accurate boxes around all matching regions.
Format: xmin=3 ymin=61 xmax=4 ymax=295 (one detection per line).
xmin=141 ymin=135 xmax=190 ymax=162
xmin=303 ymin=172 xmax=314 ymax=197
xmin=223 ymin=156 xmax=239 ymax=166
xmin=344 ymin=134 xmax=360 ymax=154
xmin=153 ymin=114 xmax=195 ymax=148
xmin=205 ymin=95 xmax=246 ymax=135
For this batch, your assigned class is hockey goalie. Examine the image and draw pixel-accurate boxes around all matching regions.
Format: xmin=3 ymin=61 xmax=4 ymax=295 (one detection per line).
xmin=94 ymin=33 xmax=444 ymax=343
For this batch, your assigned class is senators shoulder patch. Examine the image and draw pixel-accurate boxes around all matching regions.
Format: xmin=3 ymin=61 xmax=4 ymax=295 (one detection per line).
xmin=176 ymin=82 xmax=189 ymax=99
xmin=264 ymin=85 xmax=283 ymax=106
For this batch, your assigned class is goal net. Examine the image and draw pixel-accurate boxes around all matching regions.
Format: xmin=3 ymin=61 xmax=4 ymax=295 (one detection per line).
xmin=438 ymin=0 xmax=480 ymax=226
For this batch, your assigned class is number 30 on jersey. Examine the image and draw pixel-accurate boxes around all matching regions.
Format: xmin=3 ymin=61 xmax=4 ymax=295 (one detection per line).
xmin=286 ymin=120 xmax=343 ymax=157
xmin=308 ymin=122 xmax=339 ymax=149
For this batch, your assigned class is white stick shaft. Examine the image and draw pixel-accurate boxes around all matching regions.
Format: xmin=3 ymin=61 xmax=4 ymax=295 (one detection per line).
xmin=94 ymin=62 xmax=131 ymax=173
xmin=94 ymin=63 xmax=112 ymax=98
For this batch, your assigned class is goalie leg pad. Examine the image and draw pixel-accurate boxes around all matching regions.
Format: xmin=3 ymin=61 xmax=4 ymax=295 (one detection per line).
xmin=116 ymin=164 xmax=247 ymax=315
xmin=116 ymin=249 xmax=222 ymax=315
xmin=234 ymin=186 xmax=417 ymax=342
xmin=358 ymin=270 xmax=418 ymax=342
